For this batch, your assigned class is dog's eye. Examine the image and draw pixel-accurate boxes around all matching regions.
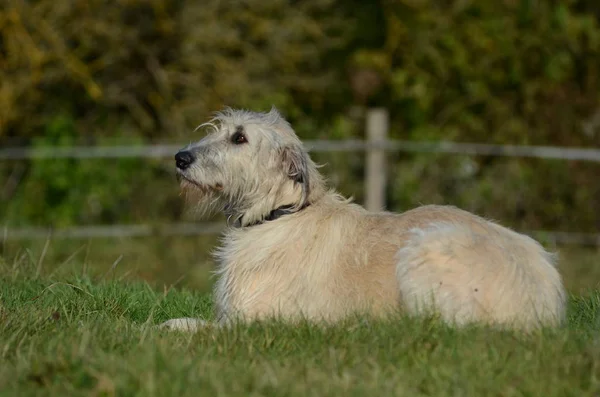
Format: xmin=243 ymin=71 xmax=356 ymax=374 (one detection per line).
xmin=231 ymin=132 xmax=247 ymax=145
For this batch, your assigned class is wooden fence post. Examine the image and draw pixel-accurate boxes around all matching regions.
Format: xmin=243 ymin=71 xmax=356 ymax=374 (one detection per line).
xmin=365 ymin=108 xmax=389 ymax=212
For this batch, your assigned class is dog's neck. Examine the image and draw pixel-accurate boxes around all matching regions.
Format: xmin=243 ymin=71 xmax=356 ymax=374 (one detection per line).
xmin=231 ymin=199 xmax=309 ymax=228
xmin=242 ymin=202 xmax=311 ymax=228
xmin=227 ymin=179 xmax=323 ymax=228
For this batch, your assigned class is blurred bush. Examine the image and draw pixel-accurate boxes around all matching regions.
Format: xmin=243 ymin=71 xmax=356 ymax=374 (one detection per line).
xmin=0 ymin=0 xmax=348 ymax=141
xmin=369 ymin=0 xmax=600 ymax=231
xmin=1 ymin=114 xmax=157 ymax=227
xmin=1 ymin=0 xmax=599 ymax=232
xmin=370 ymin=1 xmax=600 ymax=146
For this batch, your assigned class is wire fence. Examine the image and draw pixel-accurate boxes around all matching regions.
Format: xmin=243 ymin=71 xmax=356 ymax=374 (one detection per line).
xmin=2 ymin=136 xmax=599 ymax=244
xmin=2 ymin=223 xmax=223 ymax=240
xmin=2 ymin=223 xmax=600 ymax=247
xmin=2 ymin=140 xmax=600 ymax=161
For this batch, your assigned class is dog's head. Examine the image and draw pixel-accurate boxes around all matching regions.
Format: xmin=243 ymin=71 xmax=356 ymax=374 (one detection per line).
xmin=175 ymin=107 xmax=323 ymax=225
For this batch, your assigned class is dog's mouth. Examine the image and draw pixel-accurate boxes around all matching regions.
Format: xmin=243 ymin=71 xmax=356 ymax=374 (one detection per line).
xmin=176 ymin=171 xmax=223 ymax=192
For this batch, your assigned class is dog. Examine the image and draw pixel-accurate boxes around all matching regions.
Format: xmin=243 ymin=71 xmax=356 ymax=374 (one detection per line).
xmin=160 ymin=107 xmax=566 ymax=332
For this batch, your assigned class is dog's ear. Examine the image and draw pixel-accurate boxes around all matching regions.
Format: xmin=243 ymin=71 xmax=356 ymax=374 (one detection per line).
xmin=281 ymin=145 xmax=310 ymax=203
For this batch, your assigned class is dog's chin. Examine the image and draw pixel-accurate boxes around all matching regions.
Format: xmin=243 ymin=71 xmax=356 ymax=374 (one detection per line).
xmin=177 ymin=175 xmax=226 ymax=218
xmin=177 ymin=173 xmax=223 ymax=192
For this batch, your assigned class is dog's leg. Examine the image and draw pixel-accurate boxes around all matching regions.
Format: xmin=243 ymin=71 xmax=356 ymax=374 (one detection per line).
xmin=158 ymin=317 xmax=209 ymax=332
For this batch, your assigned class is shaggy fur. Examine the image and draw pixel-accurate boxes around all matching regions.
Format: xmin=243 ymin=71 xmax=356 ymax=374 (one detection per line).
xmin=160 ymin=107 xmax=566 ymax=332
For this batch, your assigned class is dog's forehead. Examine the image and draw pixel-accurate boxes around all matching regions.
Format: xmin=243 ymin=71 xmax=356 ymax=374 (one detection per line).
xmin=213 ymin=108 xmax=294 ymax=132
xmin=217 ymin=120 xmax=296 ymax=141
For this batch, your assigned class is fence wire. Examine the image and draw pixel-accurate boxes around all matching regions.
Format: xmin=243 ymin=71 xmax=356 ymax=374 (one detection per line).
xmin=1 ymin=140 xmax=600 ymax=162
xmin=2 ymin=223 xmax=600 ymax=247
xmin=1 ymin=140 xmax=599 ymax=244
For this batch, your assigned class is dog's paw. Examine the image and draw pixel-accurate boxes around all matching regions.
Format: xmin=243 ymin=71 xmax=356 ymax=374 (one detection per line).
xmin=157 ymin=318 xmax=208 ymax=332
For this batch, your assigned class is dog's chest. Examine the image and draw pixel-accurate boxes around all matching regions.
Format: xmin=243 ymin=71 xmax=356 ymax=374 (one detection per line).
xmin=214 ymin=230 xmax=338 ymax=320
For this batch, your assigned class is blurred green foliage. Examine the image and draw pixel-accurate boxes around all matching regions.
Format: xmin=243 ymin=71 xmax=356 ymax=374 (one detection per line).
xmin=377 ymin=0 xmax=600 ymax=146
xmin=0 ymin=0 xmax=348 ymax=140
xmin=1 ymin=0 xmax=599 ymax=232
xmin=2 ymin=114 xmax=157 ymax=227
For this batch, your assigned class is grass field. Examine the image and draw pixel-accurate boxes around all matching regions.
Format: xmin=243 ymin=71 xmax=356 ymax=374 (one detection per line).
xmin=2 ymin=254 xmax=600 ymax=396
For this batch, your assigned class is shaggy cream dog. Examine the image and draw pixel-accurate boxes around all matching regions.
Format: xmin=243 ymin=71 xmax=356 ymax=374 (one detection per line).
xmin=161 ymin=108 xmax=566 ymax=331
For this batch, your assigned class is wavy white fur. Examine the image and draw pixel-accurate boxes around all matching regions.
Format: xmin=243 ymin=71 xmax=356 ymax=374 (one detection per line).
xmin=160 ymin=107 xmax=566 ymax=332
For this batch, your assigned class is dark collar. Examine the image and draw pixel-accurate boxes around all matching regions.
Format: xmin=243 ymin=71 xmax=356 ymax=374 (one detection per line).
xmin=245 ymin=203 xmax=310 ymax=228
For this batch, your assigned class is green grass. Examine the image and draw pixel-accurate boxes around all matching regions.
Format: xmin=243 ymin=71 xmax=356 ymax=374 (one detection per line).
xmin=2 ymin=258 xmax=600 ymax=396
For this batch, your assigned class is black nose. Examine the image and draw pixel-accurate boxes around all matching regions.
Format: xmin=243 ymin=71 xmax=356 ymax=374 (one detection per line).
xmin=175 ymin=151 xmax=195 ymax=170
